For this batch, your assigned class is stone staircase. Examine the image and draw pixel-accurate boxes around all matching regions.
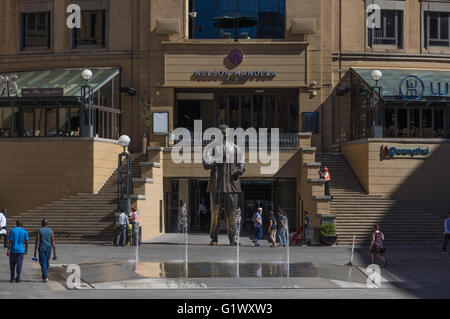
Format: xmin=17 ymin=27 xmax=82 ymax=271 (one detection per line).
xmin=10 ymin=153 xmax=149 ymax=243
xmin=315 ymin=153 xmax=444 ymax=244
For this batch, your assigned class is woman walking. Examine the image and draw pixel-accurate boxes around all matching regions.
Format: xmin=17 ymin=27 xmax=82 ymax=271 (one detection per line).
xmin=370 ymin=225 xmax=387 ymax=267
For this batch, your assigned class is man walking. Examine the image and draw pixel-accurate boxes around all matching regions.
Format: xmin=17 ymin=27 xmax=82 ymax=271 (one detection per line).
xmin=7 ymin=220 xmax=28 ymax=283
xmin=115 ymin=211 xmax=129 ymax=247
xmin=268 ymin=211 xmax=277 ymax=247
xmin=0 ymin=209 xmax=7 ymax=248
xmin=33 ymin=219 xmax=56 ymax=283
xmin=443 ymin=212 xmax=450 ymax=254
xmin=252 ymin=208 xmax=263 ymax=246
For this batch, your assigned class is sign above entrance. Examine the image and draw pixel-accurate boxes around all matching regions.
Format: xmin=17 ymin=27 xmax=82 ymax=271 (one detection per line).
xmin=399 ymin=74 xmax=450 ymax=101
xmin=192 ymin=70 xmax=277 ymax=82
xmin=21 ymin=88 xmax=64 ymax=97
xmin=381 ymin=145 xmax=430 ymax=160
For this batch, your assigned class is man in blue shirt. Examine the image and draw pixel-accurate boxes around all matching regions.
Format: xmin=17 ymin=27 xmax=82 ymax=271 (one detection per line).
xmin=7 ymin=220 xmax=29 ymax=283
xmin=443 ymin=212 xmax=450 ymax=255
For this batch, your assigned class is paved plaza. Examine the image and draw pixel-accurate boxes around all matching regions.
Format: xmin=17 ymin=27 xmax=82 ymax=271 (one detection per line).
xmin=0 ymin=234 xmax=449 ymax=299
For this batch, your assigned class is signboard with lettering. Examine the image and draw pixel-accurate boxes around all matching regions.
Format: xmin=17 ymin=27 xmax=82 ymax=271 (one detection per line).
xmin=381 ymin=145 xmax=431 ymax=160
xmin=399 ymin=74 xmax=450 ymax=101
xmin=22 ymin=88 xmax=64 ymax=97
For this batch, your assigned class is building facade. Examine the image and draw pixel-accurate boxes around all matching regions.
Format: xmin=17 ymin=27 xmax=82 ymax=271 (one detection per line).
xmin=0 ymin=0 xmax=449 ymax=242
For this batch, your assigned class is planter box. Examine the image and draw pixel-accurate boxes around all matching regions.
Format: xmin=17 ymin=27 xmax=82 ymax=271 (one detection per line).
xmin=320 ymin=235 xmax=337 ymax=246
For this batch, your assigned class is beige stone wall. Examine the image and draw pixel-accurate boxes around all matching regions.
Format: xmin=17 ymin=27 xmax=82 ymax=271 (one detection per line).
xmin=93 ymin=140 xmax=123 ymax=192
xmin=137 ymin=149 xmax=165 ymax=240
xmin=342 ymin=142 xmax=370 ymax=193
xmin=343 ymin=140 xmax=450 ymax=218
xmin=0 ymin=138 xmax=121 ymax=217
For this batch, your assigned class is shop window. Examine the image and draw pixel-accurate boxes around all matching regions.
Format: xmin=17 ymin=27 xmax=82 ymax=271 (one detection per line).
xmin=425 ymin=11 xmax=450 ymax=47
xmin=189 ymin=0 xmax=285 ymax=39
xmin=384 ymin=109 xmax=396 ymax=137
xmin=241 ymin=96 xmax=252 ymax=128
xmin=20 ymin=12 xmax=52 ymax=50
xmin=397 ymin=109 xmax=407 ymax=137
xmin=72 ymin=10 xmax=106 ymax=48
xmin=410 ymin=109 xmax=420 ymax=138
xmin=434 ymin=109 xmax=445 ymax=138
xmin=368 ymin=10 xmax=403 ymax=48
xmin=421 ymin=109 xmax=433 ymax=138
xmin=23 ymin=109 xmax=34 ymax=137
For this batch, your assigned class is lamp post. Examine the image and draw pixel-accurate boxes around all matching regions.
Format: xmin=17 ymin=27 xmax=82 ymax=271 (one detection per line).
xmin=80 ymin=69 xmax=94 ymax=137
xmin=371 ymin=70 xmax=383 ymax=138
xmin=118 ymin=135 xmax=132 ymax=213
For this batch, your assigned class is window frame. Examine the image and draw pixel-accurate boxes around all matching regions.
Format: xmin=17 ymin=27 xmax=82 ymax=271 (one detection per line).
xmin=72 ymin=9 xmax=107 ymax=49
xmin=19 ymin=11 xmax=52 ymax=51
xmin=424 ymin=11 xmax=450 ymax=48
xmin=368 ymin=9 xmax=403 ymax=49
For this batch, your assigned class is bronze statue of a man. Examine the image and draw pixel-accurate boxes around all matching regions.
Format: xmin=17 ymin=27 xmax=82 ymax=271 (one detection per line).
xmin=203 ymin=124 xmax=246 ymax=246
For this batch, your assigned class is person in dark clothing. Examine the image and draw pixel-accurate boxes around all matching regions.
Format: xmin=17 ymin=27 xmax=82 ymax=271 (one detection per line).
xmin=33 ymin=219 xmax=57 ymax=283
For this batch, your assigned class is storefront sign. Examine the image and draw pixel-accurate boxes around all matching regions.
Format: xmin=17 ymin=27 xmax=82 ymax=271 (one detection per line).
xmin=192 ymin=70 xmax=277 ymax=81
xmin=381 ymin=145 xmax=430 ymax=159
xmin=399 ymin=75 xmax=450 ymax=101
xmin=0 ymin=74 xmax=19 ymax=97
xmin=21 ymin=88 xmax=64 ymax=97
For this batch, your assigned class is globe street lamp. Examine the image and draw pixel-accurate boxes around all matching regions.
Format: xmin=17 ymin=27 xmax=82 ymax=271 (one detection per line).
xmin=371 ymin=70 xmax=383 ymax=138
xmin=118 ymin=135 xmax=132 ymax=213
xmin=80 ymin=69 xmax=94 ymax=137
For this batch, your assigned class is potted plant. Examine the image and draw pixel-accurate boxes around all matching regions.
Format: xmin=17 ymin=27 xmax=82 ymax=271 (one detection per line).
xmin=319 ymin=222 xmax=337 ymax=246
xmin=140 ymin=97 xmax=153 ymax=154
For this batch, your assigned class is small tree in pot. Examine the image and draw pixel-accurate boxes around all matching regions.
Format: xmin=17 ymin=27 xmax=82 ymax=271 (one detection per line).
xmin=140 ymin=97 xmax=153 ymax=154
xmin=319 ymin=222 xmax=337 ymax=246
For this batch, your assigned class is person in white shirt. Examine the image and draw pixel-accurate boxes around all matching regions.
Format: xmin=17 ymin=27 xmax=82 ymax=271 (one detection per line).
xmin=0 ymin=209 xmax=8 ymax=248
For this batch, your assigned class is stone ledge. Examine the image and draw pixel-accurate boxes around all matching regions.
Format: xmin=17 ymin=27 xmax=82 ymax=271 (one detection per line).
xmin=300 ymin=147 xmax=317 ymax=153
xmin=140 ymin=162 xmax=161 ymax=168
xmin=132 ymin=178 xmax=154 ymax=184
xmin=308 ymin=178 xmax=328 ymax=184
xmin=312 ymin=195 xmax=332 ymax=201
xmin=317 ymin=213 xmax=336 ymax=219
xmin=304 ymin=162 xmax=321 ymax=168
xmin=131 ymin=195 xmax=147 ymax=200
xmin=147 ymin=147 xmax=165 ymax=151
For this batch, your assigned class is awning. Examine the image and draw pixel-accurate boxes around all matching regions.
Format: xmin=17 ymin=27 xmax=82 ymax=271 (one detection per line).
xmin=0 ymin=67 xmax=120 ymax=101
xmin=351 ymin=67 xmax=450 ymax=102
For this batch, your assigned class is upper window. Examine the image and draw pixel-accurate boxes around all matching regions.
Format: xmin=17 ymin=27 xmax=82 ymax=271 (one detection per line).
xmin=72 ymin=10 xmax=106 ymax=48
xmin=368 ymin=10 xmax=403 ymax=48
xmin=189 ymin=0 xmax=285 ymax=39
xmin=20 ymin=12 xmax=51 ymax=50
xmin=425 ymin=11 xmax=450 ymax=47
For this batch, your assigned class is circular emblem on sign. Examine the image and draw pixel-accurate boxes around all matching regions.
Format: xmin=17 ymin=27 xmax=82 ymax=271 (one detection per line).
xmin=399 ymin=75 xmax=424 ymax=102
xmin=228 ymin=49 xmax=243 ymax=67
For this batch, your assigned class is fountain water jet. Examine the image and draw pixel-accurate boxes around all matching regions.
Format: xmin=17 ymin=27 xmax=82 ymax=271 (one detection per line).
xmin=178 ymin=203 xmax=189 ymax=278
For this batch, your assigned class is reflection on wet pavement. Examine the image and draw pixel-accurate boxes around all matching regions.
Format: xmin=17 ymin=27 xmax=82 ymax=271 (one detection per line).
xmin=51 ymin=261 xmax=368 ymax=286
